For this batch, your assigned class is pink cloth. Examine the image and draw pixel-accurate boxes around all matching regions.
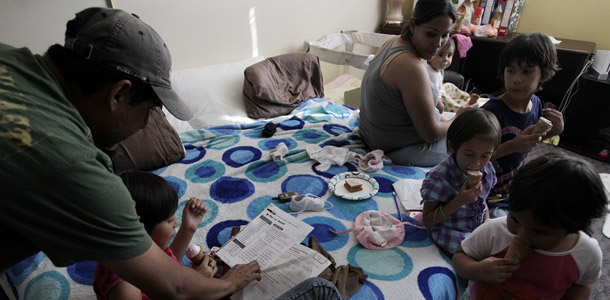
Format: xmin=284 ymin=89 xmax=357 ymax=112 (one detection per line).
xmin=353 ymin=150 xmax=392 ymax=173
xmin=330 ymin=210 xmax=424 ymax=250
xmin=93 ymin=248 xmax=178 ymax=300
xmin=452 ymin=34 xmax=473 ymax=58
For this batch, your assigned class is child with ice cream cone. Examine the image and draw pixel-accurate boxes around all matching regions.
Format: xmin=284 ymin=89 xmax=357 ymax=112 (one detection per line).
xmin=420 ymin=108 xmax=501 ymax=256
xmin=453 ymin=153 xmax=608 ymax=299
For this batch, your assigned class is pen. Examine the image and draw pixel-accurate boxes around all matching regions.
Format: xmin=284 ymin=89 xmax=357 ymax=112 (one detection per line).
xmin=392 ymin=191 xmax=403 ymax=221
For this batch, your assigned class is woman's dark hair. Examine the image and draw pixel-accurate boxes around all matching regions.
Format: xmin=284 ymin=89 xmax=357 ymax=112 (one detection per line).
xmin=446 ymin=108 xmax=502 ymax=153
xmin=498 ymin=32 xmax=560 ymax=91
xmin=120 ymin=171 xmax=179 ymax=234
xmin=508 ymin=152 xmax=608 ymax=235
xmin=401 ymin=0 xmax=456 ymax=40
xmin=46 ymin=44 xmax=160 ymax=106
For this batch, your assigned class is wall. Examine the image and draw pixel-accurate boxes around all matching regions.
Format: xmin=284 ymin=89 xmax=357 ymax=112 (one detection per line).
xmin=402 ymin=0 xmax=610 ymax=52
xmin=0 ymin=0 xmax=386 ymax=82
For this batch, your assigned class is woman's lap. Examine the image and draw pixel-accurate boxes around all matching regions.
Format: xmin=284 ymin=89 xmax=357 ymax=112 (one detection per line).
xmin=385 ymin=139 xmax=448 ymax=167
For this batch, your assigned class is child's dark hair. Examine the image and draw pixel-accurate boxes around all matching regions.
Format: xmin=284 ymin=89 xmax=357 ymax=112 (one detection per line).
xmin=498 ymin=32 xmax=560 ymax=91
xmin=120 ymin=171 xmax=179 ymax=234
xmin=446 ymin=108 xmax=502 ymax=153
xmin=401 ymin=0 xmax=456 ymax=40
xmin=442 ymin=36 xmax=455 ymax=52
xmin=509 ymin=153 xmax=608 ymax=235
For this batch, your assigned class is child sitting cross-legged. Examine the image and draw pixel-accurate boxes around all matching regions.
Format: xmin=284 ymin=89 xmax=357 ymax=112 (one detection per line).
xmin=420 ymin=108 xmax=501 ymax=256
xmin=453 ymin=153 xmax=608 ymax=299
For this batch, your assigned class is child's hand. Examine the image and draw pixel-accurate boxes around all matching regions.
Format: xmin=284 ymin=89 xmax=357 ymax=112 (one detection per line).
xmin=455 ymin=102 xmax=477 ymax=117
xmin=181 ymin=197 xmax=207 ymax=233
xmin=510 ymin=125 xmax=543 ymax=153
xmin=542 ymin=108 xmax=564 ymax=137
xmin=193 ymin=253 xmax=218 ymax=278
xmin=436 ymin=99 xmax=445 ymax=114
xmin=477 ymin=257 xmax=519 ymax=283
xmin=457 ymin=180 xmax=482 ymax=205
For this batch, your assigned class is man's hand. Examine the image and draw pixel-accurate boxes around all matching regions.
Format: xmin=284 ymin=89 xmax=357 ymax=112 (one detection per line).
xmin=221 ymin=261 xmax=262 ymax=292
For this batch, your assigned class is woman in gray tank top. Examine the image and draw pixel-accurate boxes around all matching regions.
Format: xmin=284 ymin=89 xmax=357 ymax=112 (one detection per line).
xmin=359 ymin=0 xmax=475 ymax=167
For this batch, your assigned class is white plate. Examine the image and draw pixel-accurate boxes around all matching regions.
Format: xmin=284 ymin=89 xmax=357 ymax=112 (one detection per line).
xmin=329 ymin=171 xmax=379 ymax=200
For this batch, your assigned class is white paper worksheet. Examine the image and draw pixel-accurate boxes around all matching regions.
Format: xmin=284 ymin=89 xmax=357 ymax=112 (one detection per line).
xmin=231 ymin=244 xmax=331 ymax=300
xmin=215 ymin=203 xmax=314 ymax=269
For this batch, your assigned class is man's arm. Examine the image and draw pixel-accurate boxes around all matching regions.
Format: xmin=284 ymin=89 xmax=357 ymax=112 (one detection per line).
xmin=102 ymin=243 xmax=261 ymax=300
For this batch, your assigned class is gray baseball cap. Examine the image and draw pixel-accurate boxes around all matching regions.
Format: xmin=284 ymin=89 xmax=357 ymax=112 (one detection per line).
xmin=65 ymin=7 xmax=192 ymax=121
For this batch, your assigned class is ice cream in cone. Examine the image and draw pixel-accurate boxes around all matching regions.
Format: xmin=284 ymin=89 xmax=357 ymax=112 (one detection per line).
xmin=504 ymin=238 xmax=532 ymax=261
xmin=187 ymin=244 xmax=205 ymax=266
xmin=466 ymin=170 xmax=482 ymax=188
xmin=532 ymin=117 xmax=553 ymax=134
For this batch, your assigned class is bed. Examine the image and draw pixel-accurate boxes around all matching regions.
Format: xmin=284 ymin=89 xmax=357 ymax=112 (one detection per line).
xmin=2 ymin=39 xmax=460 ymax=300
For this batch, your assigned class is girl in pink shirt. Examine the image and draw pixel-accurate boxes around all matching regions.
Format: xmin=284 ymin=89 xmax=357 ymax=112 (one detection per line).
xmin=94 ymin=171 xmax=211 ymax=300
xmin=453 ymin=153 xmax=608 ymax=299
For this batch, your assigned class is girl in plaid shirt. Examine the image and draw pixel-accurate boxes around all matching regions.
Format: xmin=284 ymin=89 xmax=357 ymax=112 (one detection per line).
xmin=421 ymin=109 xmax=501 ymax=256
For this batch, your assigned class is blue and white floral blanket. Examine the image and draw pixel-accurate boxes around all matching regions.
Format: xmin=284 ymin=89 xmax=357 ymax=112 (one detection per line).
xmin=5 ymin=99 xmax=459 ymax=300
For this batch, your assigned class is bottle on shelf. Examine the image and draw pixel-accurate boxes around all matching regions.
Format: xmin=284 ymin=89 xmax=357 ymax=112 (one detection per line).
xmin=472 ymin=7 xmax=483 ymax=26
xmin=491 ymin=0 xmax=504 ymax=30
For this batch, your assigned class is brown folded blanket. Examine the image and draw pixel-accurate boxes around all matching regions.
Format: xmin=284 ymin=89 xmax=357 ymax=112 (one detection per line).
xmin=308 ymin=236 xmax=368 ymax=298
xmin=243 ymin=53 xmax=324 ymax=119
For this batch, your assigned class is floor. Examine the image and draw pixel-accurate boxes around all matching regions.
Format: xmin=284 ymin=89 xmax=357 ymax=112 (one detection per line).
xmin=526 ymin=143 xmax=609 ymax=299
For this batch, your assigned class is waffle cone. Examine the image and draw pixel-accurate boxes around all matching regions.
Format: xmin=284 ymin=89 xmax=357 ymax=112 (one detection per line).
xmin=532 ymin=117 xmax=553 ymax=134
xmin=504 ymin=238 xmax=532 ymax=261
xmin=190 ymin=250 xmax=205 ymax=266
xmin=466 ymin=170 xmax=482 ymax=188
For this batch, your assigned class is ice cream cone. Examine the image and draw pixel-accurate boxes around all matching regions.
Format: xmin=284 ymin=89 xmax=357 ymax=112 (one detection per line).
xmin=504 ymin=238 xmax=532 ymax=261
xmin=187 ymin=244 xmax=205 ymax=266
xmin=466 ymin=170 xmax=482 ymax=188
xmin=532 ymin=117 xmax=553 ymax=134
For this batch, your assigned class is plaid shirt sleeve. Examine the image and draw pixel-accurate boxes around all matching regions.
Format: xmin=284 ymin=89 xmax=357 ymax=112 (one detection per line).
xmin=421 ymin=169 xmax=454 ymax=205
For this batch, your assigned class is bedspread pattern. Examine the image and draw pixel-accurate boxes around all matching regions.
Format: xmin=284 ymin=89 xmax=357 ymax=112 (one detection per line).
xmin=5 ymin=99 xmax=458 ymax=300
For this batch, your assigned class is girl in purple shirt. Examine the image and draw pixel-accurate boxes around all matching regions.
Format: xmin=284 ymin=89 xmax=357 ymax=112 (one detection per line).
xmin=421 ymin=109 xmax=501 ymax=256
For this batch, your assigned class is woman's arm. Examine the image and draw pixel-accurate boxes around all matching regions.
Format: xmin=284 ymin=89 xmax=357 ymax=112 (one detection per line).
xmin=382 ymin=54 xmax=475 ymax=141
xmin=386 ymin=55 xmax=449 ymax=141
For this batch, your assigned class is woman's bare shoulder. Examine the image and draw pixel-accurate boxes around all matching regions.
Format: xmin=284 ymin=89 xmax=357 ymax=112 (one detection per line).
xmin=384 ymin=52 xmax=427 ymax=84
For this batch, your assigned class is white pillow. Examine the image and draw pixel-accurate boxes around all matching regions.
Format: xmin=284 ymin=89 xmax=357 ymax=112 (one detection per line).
xmin=170 ymin=56 xmax=266 ymax=129
xmin=161 ymin=106 xmax=193 ymax=133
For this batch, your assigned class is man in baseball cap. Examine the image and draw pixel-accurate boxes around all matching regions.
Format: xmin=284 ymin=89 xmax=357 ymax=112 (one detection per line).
xmin=65 ymin=7 xmax=192 ymax=121
xmin=1 ymin=7 xmax=263 ymax=299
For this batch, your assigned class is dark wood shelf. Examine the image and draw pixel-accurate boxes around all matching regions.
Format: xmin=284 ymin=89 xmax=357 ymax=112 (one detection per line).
xmin=447 ymin=33 xmax=596 ymax=107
